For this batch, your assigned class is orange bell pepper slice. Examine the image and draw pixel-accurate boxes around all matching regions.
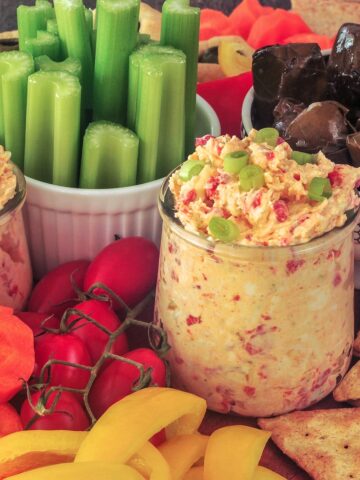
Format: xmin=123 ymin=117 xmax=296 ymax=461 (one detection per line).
xmin=228 ymin=0 xmax=273 ymax=39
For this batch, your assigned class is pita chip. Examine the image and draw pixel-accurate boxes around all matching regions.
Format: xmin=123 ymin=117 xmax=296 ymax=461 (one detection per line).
xmin=334 ymin=361 xmax=360 ymax=407
xmin=353 ymin=332 xmax=360 ymax=357
xmin=258 ymin=408 xmax=360 ymax=480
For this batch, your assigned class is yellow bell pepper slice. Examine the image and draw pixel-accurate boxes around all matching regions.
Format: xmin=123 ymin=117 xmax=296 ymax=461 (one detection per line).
xmin=0 ymin=430 xmax=87 ymax=479
xmin=7 ymin=462 xmax=144 ymax=480
xmin=204 ymin=426 xmax=271 ymax=480
xmin=159 ymin=434 xmax=208 ymax=480
xmin=254 ymin=466 xmax=287 ymax=479
xmin=75 ymin=387 xmax=207 ymax=465
xmin=128 ymin=441 xmax=171 ymax=480
xmin=183 ymin=466 xmax=204 ymax=480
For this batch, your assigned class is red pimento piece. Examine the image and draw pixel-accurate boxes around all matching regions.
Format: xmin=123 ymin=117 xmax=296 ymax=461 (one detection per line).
xmin=186 ymin=315 xmax=202 ymax=326
xmin=195 ymin=134 xmax=214 ymax=147
xmin=266 ymin=151 xmax=275 ymax=160
xmin=245 ymin=343 xmax=262 ymax=355
xmin=217 ymin=145 xmax=223 ymax=156
xmin=261 ymin=314 xmax=271 ymax=321
xmin=252 ymin=191 xmax=262 ymax=209
xmin=286 ymin=259 xmax=305 ymax=275
xmin=293 ymin=173 xmax=301 ymax=181
xmin=205 ymin=176 xmax=220 ymax=200
xmin=277 ymin=137 xmax=285 ymax=145
xmin=243 ymin=386 xmax=256 ymax=397
xmin=328 ymin=168 xmax=342 ymax=187
xmin=183 ymin=189 xmax=197 ymax=206
xmin=333 ymin=272 xmax=342 ymax=287
xmin=221 ymin=208 xmax=231 ymax=219
xmin=273 ymin=200 xmax=289 ymax=223
xmin=233 ymin=295 xmax=241 ymax=302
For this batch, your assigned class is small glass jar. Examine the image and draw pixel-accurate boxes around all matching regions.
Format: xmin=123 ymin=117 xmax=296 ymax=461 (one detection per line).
xmin=0 ymin=163 xmax=32 ymax=310
xmin=155 ymin=174 xmax=357 ymax=417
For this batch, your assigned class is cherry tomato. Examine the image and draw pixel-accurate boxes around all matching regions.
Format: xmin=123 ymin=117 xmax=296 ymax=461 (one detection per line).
xmin=34 ymin=333 xmax=92 ymax=390
xmin=0 ymin=403 xmax=23 ymax=437
xmin=83 ymin=237 xmax=159 ymax=309
xmin=67 ymin=299 xmax=128 ymax=364
xmin=21 ymin=390 xmax=90 ymax=430
xmin=89 ymin=348 xmax=166 ymax=418
xmin=28 ymin=260 xmax=90 ymax=318
xmin=16 ymin=312 xmax=59 ymax=337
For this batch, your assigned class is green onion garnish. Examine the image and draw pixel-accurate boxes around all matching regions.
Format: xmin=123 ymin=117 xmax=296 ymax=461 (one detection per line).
xmin=93 ymin=0 xmax=140 ymax=124
xmin=179 ymin=159 xmax=204 ymax=181
xmin=80 ymin=121 xmax=139 ymax=188
xmin=54 ymin=0 xmax=93 ymax=108
xmin=308 ymin=177 xmax=332 ymax=202
xmin=239 ymin=164 xmax=265 ymax=191
xmin=24 ymin=31 xmax=60 ymax=61
xmin=24 ymin=70 xmax=81 ymax=187
xmin=255 ymin=128 xmax=279 ymax=148
xmin=209 ymin=217 xmax=239 ymax=243
xmin=223 ymin=151 xmax=249 ymax=174
xmin=291 ymin=151 xmax=315 ymax=165
xmin=0 ymin=51 xmax=34 ymax=169
xmin=128 ymin=44 xmax=186 ymax=183
xmin=161 ymin=0 xmax=200 ymax=155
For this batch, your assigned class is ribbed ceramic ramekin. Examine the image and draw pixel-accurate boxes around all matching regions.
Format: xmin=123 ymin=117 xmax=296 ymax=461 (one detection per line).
xmin=24 ymin=95 xmax=221 ymax=279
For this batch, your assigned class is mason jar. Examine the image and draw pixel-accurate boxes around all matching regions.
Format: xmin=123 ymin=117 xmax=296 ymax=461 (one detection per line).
xmin=0 ymin=163 xmax=32 ymax=309
xmin=155 ymin=174 xmax=356 ymax=417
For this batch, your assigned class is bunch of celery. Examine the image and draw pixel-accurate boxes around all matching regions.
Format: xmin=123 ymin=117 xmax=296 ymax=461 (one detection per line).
xmin=17 ymin=0 xmax=55 ymax=52
xmin=128 ymin=44 xmax=186 ymax=184
xmin=161 ymin=0 xmax=200 ymax=155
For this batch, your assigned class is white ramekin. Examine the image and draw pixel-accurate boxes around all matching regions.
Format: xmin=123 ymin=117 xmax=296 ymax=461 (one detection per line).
xmin=24 ymin=94 xmax=221 ymax=279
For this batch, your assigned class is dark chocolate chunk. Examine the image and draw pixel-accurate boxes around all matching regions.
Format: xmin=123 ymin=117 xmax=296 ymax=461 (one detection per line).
xmin=328 ymin=23 xmax=360 ymax=121
xmin=273 ymin=98 xmax=305 ymax=136
xmin=252 ymin=43 xmax=327 ymax=128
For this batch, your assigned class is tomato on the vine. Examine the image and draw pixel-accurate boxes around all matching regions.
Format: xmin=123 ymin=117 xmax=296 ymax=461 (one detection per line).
xmin=21 ymin=390 xmax=89 ymax=430
xmin=83 ymin=237 xmax=159 ymax=309
xmin=34 ymin=333 xmax=92 ymax=390
xmin=66 ymin=299 xmax=128 ymax=364
xmin=16 ymin=312 xmax=59 ymax=337
xmin=89 ymin=348 xmax=166 ymax=418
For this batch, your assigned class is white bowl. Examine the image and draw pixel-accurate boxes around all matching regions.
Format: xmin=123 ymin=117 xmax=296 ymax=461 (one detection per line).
xmin=24 ymin=94 xmax=221 ymax=279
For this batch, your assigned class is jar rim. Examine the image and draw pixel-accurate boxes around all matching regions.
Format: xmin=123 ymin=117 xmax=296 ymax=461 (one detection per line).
xmin=0 ymin=162 xmax=26 ymax=222
xmin=159 ymin=168 xmax=360 ymax=258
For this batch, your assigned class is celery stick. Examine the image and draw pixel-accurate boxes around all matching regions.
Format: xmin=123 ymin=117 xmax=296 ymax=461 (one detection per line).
xmin=128 ymin=45 xmax=186 ymax=183
xmin=47 ymin=19 xmax=59 ymax=36
xmin=80 ymin=121 xmax=139 ymax=188
xmin=54 ymin=0 xmax=93 ymax=108
xmin=0 ymin=51 xmax=34 ymax=169
xmin=161 ymin=0 xmax=200 ymax=154
xmin=24 ymin=31 xmax=60 ymax=61
xmin=84 ymin=8 xmax=94 ymax=41
xmin=35 ymin=55 xmax=82 ymax=83
xmin=93 ymin=0 xmax=140 ymax=124
xmin=17 ymin=1 xmax=55 ymax=52
xmin=24 ymin=70 xmax=81 ymax=187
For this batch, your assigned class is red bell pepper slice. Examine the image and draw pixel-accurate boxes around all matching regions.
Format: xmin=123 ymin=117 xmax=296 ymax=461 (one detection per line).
xmin=197 ymin=72 xmax=253 ymax=137
xmin=282 ymin=33 xmax=334 ymax=50
xmin=247 ymin=10 xmax=312 ymax=49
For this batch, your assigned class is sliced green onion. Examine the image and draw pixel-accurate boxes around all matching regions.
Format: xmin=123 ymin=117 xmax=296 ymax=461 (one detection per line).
xmin=35 ymin=55 xmax=82 ymax=82
xmin=80 ymin=121 xmax=139 ymax=188
xmin=54 ymin=0 xmax=93 ymax=108
xmin=308 ymin=177 xmax=332 ymax=202
xmin=161 ymin=0 xmax=200 ymax=155
xmin=0 ymin=51 xmax=34 ymax=169
xmin=223 ymin=151 xmax=249 ymax=174
xmin=93 ymin=0 xmax=140 ymax=124
xmin=255 ymin=128 xmax=279 ymax=148
xmin=17 ymin=1 xmax=55 ymax=52
xmin=24 ymin=70 xmax=81 ymax=187
xmin=239 ymin=164 xmax=265 ymax=191
xmin=128 ymin=44 xmax=186 ymax=183
xmin=209 ymin=217 xmax=239 ymax=243
xmin=47 ymin=19 xmax=59 ymax=36
xmin=291 ymin=150 xmax=315 ymax=165
xmin=24 ymin=31 xmax=60 ymax=61
xmin=179 ymin=159 xmax=204 ymax=181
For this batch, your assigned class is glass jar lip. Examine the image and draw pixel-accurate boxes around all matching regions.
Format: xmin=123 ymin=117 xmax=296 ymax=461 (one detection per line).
xmin=159 ymin=168 xmax=360 ymax=257
xmin=0 ymin=162 xmax=26 ymax=221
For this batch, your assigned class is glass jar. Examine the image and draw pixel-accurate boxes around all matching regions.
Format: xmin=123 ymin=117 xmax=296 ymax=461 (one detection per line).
xmin=0 ymin=163 xmax=32 ymax=310
xmin=155 ymin=174 xmax=356 ymax=417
